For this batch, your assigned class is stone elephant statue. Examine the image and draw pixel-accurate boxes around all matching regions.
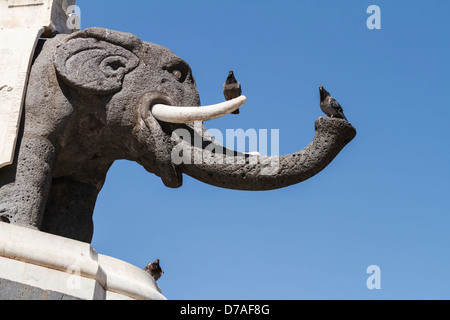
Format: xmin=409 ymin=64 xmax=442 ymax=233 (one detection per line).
xmin=0 ymin=28 xmax=356 ymax=243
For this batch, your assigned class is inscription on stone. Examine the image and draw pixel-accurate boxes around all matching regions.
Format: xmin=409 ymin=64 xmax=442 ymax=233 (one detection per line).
xmin=7 ymin=0 xmax=44 ymax=8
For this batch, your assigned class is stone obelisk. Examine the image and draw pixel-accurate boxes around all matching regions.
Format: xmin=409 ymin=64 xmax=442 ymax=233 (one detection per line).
xmin=0 ymin=0 xmax=77 ymax=168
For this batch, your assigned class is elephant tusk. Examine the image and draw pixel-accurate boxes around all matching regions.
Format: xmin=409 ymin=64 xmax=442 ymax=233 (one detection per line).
xmin=151 ymin=96 xmax=247 ymax=123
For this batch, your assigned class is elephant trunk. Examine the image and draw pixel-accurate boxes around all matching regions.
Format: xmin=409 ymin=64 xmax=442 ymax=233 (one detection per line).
xmin=175 ymin=117 xmax=356 ymax=190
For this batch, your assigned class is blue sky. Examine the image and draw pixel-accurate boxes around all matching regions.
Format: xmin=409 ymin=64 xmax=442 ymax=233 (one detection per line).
xmin=77 ymin=0 xmax=450 ymax=299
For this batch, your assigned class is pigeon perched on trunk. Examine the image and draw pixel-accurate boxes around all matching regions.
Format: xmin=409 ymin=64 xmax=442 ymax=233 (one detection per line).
xmin=223 ymin=70 xmax=242 ymax=114
xmin=144 ymin=259 xmax=164 ymax=281
xmin=319 ymin=86 xmax=348 ymax=121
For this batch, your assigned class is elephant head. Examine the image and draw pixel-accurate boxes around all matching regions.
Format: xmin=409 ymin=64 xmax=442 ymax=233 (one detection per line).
xmin=0 ymin=28 xmax=356 ymax=243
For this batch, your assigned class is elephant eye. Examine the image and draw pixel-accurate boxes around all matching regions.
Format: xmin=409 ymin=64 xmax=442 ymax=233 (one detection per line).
xmin=172 ymin=70 xmax=182 ymax=80
xmin=162 ymin=61 xmax=190 ymax=83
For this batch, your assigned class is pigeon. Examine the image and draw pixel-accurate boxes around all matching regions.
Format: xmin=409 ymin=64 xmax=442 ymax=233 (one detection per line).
xmin=144 ymin=259 xmax=164 ymax=281
xmin=0 ymin=215 xmax=10 ymax=223
xmin=319 ymin=86 xmax=348 ymax=121
xmin=223 ymin=70 xmax=242 ymax=114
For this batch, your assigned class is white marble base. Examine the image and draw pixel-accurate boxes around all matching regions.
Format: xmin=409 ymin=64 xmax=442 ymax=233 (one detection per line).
xmin=0 ymin=223 xmax=166 ymax=300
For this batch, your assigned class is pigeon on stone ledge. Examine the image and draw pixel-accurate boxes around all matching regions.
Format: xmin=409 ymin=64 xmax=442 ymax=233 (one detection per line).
xmin=0 ymin=215 xmax=10 ymax=223
xmin=144 ymin=259 xmax=164 ymax=281
xmin=319 ymin=86 xmax=348 ymax=121
xmin=223 ymin=70 xmax=242 ymax=114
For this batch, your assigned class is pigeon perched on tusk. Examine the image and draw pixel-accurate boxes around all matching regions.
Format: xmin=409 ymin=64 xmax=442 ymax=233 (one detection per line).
xmin=319 ymin=86 xmax=348 ymax=121
xmin=223 ymin=70 xmax=242 ymax=114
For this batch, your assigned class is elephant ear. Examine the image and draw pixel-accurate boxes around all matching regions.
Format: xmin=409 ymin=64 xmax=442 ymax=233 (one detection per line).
xmin=54 ymin=27 xmax=141 ymax=95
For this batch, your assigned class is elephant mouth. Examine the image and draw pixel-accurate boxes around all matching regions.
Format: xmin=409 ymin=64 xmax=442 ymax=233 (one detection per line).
xmin=150 ymin=95 xmax=247 ymax=124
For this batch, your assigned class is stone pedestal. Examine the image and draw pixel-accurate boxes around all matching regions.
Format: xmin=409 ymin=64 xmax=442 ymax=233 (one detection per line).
xmin=0 ymin=223 xmax=166 ymax=300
